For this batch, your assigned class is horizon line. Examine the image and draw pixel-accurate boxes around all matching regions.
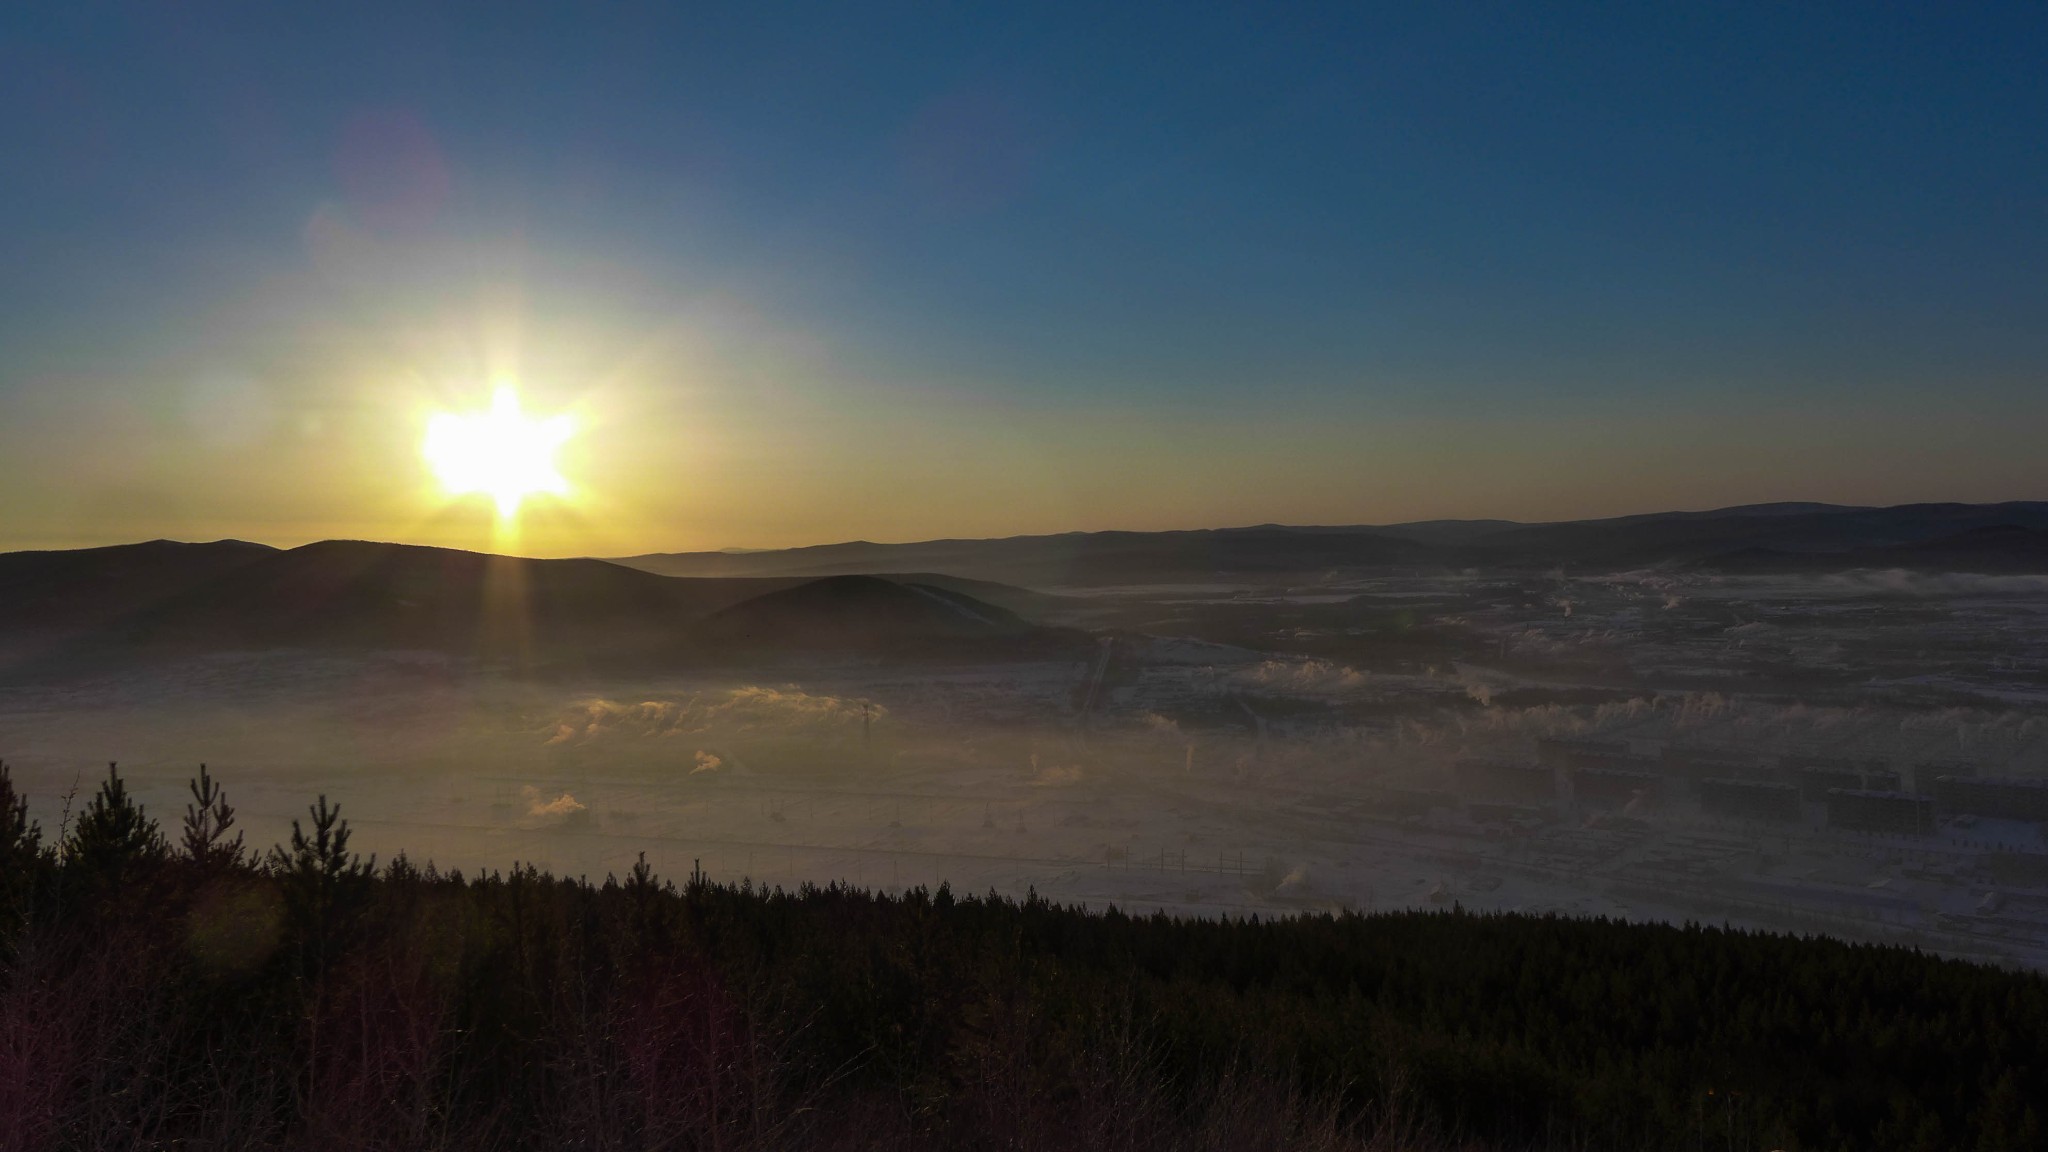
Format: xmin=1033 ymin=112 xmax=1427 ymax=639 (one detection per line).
xmin=10 ymin=496 xmax=2048 ymax=561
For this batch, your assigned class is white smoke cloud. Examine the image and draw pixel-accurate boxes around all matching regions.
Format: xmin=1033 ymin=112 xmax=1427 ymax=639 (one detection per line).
xmin=521 ymin=786 xmax=586 ymax=819
xmin=1274 ymin=863 xmax=1313 ymax=896
xmin=1032 ymin=760 xmax=1083 ymax=786
xmin=545 ymin=687 xmax=883 ymax=746
xmin=1453 ymin=665 xmax=1508 ymax=707
xmin=1816 ymin=570 xmax=2048 ymax=597
xmin=691 ymin=750 xmax=723 ymax=774
xmin=1233 ymin=659 xmax=1368 ymax=697
xmin=1138 ymin=712 xmax=1184 ymax=739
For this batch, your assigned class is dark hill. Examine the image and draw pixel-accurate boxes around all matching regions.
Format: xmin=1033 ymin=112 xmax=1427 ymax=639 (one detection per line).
xmin=0 ymin=539 xmax=276 ymax=631
xmin=116 ymin=540 xmax=771 ymax=657
xmin=1900 ymin=523 xmax=2048 ymax=567
xmin=1699 ymin=524 xmax=2048 ymax=575
xmin=1469 ymin=501 xmax=2048 ymax=569
xmin=0 ymin=539 xmax=277 ymax=666
xmin=616 ymin=525 xmax=1430 ymax=586
xmin=0 ymin=541 xmax=1076 ymax=675
xmin=697 ymin=575 xmax=1058 ymax=654
xmin=2 ymin=540 xmax=790 ymax=672
xmin=864 ymin=572 xmax=1075 ymax=618
xmin=617 ymin=501 xmax=2048 ymax=582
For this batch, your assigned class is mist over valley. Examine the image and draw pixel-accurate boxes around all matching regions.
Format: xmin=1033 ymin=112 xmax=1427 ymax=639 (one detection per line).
xmin=9 ymin=9 xmax=2048 ymax=1143
xmin=9 ymin=501 xmax=2048 ymax=970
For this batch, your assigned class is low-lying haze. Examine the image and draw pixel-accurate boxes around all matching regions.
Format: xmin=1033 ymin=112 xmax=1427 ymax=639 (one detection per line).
xmin=8 ymin=521 xmax=2048 ymax=968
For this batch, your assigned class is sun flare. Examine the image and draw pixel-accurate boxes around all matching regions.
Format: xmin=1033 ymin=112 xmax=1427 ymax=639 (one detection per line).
xmin=423 ymin=387 xmax=574 ymax=519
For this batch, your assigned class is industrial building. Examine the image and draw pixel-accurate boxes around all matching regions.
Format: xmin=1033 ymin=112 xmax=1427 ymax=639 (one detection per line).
xmin=1797 ymin=766 xmax=1866 ymax=802
xmin=1786 ymin=753 xmax=1901 ymax=801
xmin=1782 ymin=752 xmax=1888 ymax=776
xmin=1912 ymin=760 xmax=1978 ymax=792
xmin=1538 ymin=737 xmax=1656 ymax=775
xmin=1573 ymin=766 xmax=1659 ymax=810
xmin=1660 ymin=744 xmax=1760 ymax=782
xmin=1371 ymin=787 xmax=1457 ymax=818
xmin=1931 ymin=776 xmax=2048 ymax=822
xmin=1826 ymin=789 xmax=1936 ymax=836
xmin=1697 ymin=778 xmax=1801 ymax=823
xmin=1456 ymin=757 xmax=1556 ymax=804
xmin=1465 ymin=801 xmax=1551 ymax=830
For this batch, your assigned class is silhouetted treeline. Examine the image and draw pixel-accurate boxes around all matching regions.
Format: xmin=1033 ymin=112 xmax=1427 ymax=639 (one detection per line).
xmin=1 ymin=760 xmax=2043 ymax=1151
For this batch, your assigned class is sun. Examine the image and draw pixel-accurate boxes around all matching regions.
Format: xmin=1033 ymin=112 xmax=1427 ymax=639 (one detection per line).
xmin=423 ymin=387 xmax=574 ymax=519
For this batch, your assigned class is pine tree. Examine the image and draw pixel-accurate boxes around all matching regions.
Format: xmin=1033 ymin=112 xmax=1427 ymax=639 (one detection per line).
xmin=267 ymin=794 xmax=372 ymax=969
xmin=180 ymin=763 xmax=245 ymax=871
xmin=0 ymin=758 xmax=45 ymax=919
xmin=0 ymin=759 xmax=38 ymax=866
xmin=62 ymin=761 xmax=167 ymax=895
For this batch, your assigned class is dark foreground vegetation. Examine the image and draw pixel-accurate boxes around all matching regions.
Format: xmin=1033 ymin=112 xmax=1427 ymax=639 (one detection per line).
xmin=2 ymin=762 xmax=2044 ymax=1151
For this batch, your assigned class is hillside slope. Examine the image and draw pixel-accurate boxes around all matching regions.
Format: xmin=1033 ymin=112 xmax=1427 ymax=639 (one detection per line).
xmin=697 ymin=574 xmax=1044 ymax=652
xmin=617 ymin=501 xmax=2048 ymax=583
xmin=615 ymin=525 xmax=1431 ymax=585
xmin=0 ymin=540 xmax=1068 ymax=674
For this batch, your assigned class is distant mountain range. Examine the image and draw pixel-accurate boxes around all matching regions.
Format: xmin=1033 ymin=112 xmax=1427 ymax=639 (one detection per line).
xmin=0 ymin=540 xmax=1070 ymax=677
xmin=7 ymin=501 xmax=2046 ymax=676
xmin=614 ymin=501 xmax=2048 ymax=586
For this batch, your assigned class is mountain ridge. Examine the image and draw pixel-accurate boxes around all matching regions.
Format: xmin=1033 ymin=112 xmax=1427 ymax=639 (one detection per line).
xmin=9 ymin=499 xmax=2048 ymax=677
xmin=0 ymin=540 xmax=1062 ymax=676
xmin=612 ymin=501 xmax=2048 ymax=584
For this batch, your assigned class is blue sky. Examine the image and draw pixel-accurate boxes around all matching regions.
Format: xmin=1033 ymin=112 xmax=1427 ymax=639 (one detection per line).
xmin=3 ymin=3 xmax=2045 ymax=552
